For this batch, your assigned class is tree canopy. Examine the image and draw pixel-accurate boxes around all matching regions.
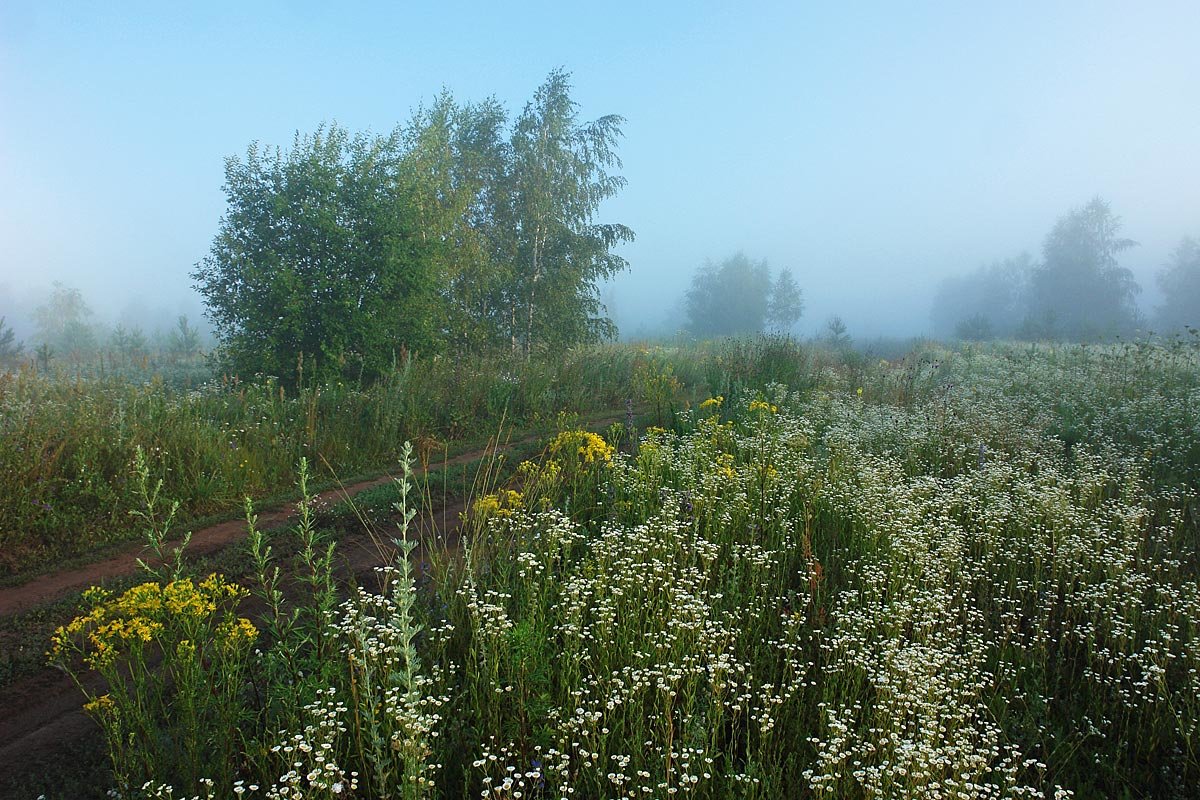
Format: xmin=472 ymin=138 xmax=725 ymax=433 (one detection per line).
xmin=194 ymin=125 xmax=439 ymax=383
xmin=932 ymin=199 xmax=1144 ymax=343
xmin=767 ymin=268 xmax=804 ymax=333
xmin=1156 ymin=236 xmax=1200 ymax=333
xmin=685 ymin=253 xmax=801 ymax=337
xmin=503 ymin=71 xmax=633 ymax=355
xmin=930 ymin=254 xmax=1031 ymax=340
xmin=1025 ymin=197 xmax=1140 ymax=340
xmin=35 ymin=282 xmax=96 ymax=356
xmin=193 ymin=71 xmax=630 ymax=385
xmin=167 ymin=315 xmax=203 ymax=358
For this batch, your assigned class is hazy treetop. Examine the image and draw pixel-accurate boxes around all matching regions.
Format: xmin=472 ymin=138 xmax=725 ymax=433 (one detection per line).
xmin=1 ymin=1 xmax=1198 ymax=337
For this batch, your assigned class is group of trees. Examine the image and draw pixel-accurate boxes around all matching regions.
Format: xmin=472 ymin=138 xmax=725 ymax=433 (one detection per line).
xmin=0 ymin=282 xmax=205 ymax=369
xmin=683 ymin=252 xmax=804 ymax=337
xmin=1157 ymin=236 xmax=1200 ymax=332
xmin=933 ymin=197 xmax=1199 ymax=341
xmin=193 ymin=70 xmax=632 ymax=385
xmin=931 ymin=254 xmax=1031 ymax=341
xmin=34 ymin=282 xmax=97 ymax=355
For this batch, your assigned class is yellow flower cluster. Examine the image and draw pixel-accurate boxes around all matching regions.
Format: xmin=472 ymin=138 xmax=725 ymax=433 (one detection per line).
xmin=549 ymin=430 xmax=615 ymax=465
xmin=216 ymin=618 xmax=259 ymax=650
xmin=717 ymin=452 xmax=736 ymax=480
xmin=699 ymin=395 xmax=724 ymax=410
xmin=473 ymin=489 xmax=525 ymax=520
xmin=83 ymin=693 xmax=116 ymax=717
xmin=51 ymin=574 xmax=255 ymax=668
xmin=517 ymin=458 xmax=561 ymax=484
xmin=749 ymin=399 xmax=778 ymax=414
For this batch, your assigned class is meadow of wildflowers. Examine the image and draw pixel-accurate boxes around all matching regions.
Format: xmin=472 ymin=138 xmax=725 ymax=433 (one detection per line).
xmin=42 ymin=338 xmax=1200 ymax=797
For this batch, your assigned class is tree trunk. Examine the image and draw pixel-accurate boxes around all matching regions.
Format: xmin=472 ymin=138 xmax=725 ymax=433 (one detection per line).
xmin=510 ymin=301 xmax=518 ymax=354
xmin=524 ymin=225 xmax=543 ymax=359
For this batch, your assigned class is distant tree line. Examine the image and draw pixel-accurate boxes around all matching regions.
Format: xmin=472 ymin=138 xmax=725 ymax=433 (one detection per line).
xmin=0 ymin=282 xmax=205 ymax=370
xmin=932 ymin=197 xmax=1200 ymax=341
xmin=191 ymin=70 xmax=632 ymax=386
xmin=683 ymin=252 xmax=804 ymax=337
xmin=1157 ymin=236 xmax=1200 ymax=333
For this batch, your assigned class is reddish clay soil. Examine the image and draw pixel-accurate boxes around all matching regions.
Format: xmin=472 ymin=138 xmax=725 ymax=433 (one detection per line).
xmin=0 ymin=413 xmax=628 ymax=797
xmin=1 ymin=451 xmax=466 ymax=617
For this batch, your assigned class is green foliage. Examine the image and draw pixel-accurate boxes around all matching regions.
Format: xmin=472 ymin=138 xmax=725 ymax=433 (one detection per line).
xmin=109 ymin=324 xmax=148 ymax=362
xmin=953 ymin=312 xmax=995 ymax=341
xmin=823 ymin=314 xmax=851 ymax=348
xmin=194 ymin=72 xmax=632 ymax=381
xmin=51 ymin=451 xmax=442 ymax=799
xmin=632 ymin=353 xmax=683 ymax=426
xmin=433 ymin=366 xmax=1200 ymax=797
xmin=1156 ymin=235 xmax=1200 ymax=332
xmin=194 ymin=124 xmax=442 ymax=386
xmin=502 ymin=69 xmax=634 ymax=355
xmin=34 ymin=342 xmax=53 ymax=369
xmin=685 ymin=256 xmax=804 ymax=338
xmin=766 ymin=267 xmax=804 ymax=333
xmin=49 ymin=574 xmax=258 ymax=795
xmin=30 ymin=338 xmax=1200 ymax=797
xmin=1025 ymin=197 xmax=1141 ymax=340
xmin=129 ymin=446 xmax=190 ymax=582
xmin=0 ymin=316 xmax=23 ymax=366
xmin=35 ymin=282 xmax=97 ymax=357
xmin=167 ymin=315 xmax=202 ymax=358
xmin=931 ymin=253 xmax=1031 ymax=340
xmin=685 ymin=252 xmax=773 ymax=336
xmin=402 ymin=92 xmax=511 ymax=354
xmin=703 ymin=335 xmax=820 ymax=401
xmin=0 ymin=346 xmax=649 ymax=576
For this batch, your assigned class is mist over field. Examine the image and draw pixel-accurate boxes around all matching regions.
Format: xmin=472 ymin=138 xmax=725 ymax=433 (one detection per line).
xmin=2 ymin=1 xmax=1199 ymax=345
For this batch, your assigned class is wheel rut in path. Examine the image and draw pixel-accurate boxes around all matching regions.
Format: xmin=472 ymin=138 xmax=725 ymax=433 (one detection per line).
xmin=0 ymin=412 xmax=626 ymax=617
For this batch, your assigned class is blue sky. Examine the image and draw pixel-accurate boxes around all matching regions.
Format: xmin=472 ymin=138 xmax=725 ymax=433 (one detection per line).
xmin=2 ymin=1 xmax=1198 ymax=337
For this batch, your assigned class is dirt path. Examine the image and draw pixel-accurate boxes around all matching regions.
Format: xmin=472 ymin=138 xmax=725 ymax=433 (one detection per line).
xmin=0 ymin=411 xmax=629 ymax=797
xmin=3 ymin=461 xmax=416 ymax=617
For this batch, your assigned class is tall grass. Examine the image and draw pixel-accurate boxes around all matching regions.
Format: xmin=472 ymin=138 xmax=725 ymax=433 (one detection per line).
xmin=0 ymin=345 xmax=680 ymax=576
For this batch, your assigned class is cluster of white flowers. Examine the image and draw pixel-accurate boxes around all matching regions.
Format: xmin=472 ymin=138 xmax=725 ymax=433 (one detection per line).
xmin=333 ymin=563 xmax=450 ymax=796
xmin=460 ymin=361 xmax=1199 ymax=797
xmin=266 ymin=690 xmax=358 ymax=798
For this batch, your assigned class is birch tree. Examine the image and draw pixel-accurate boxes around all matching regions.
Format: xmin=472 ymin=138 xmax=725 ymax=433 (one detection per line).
xmin=503 ymin=70 xmax=633 ymax=355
